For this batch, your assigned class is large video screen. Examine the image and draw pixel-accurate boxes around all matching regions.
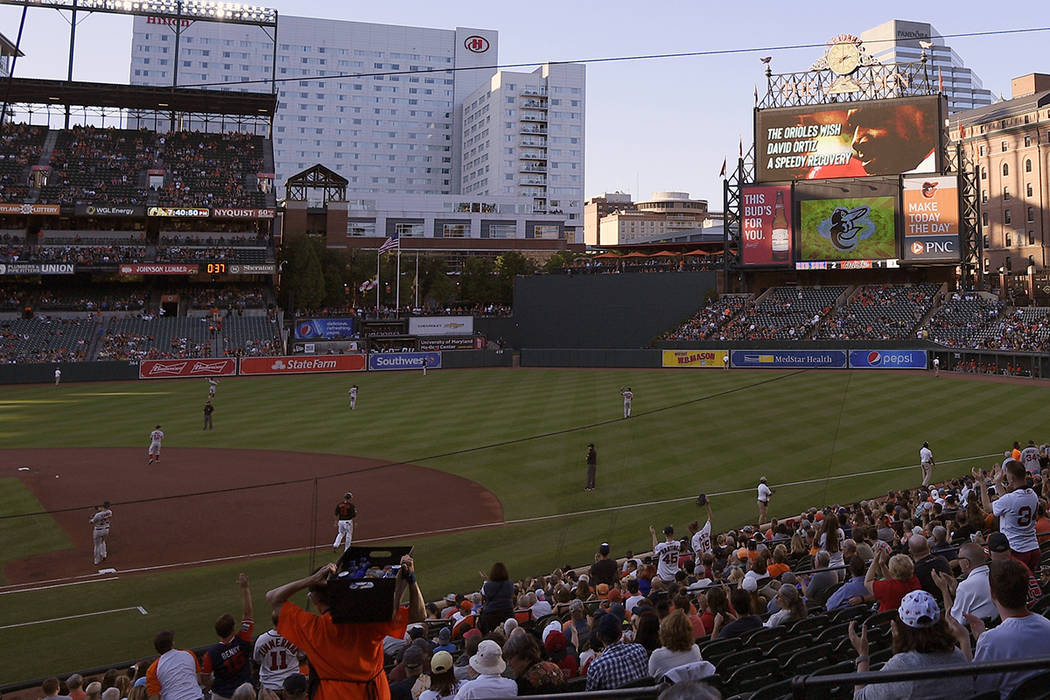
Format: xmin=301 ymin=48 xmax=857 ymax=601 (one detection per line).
xmin=798 ymin=195 xmax=897 ymax=261
xmin=756 ymin=96 xmax=942 ymax=183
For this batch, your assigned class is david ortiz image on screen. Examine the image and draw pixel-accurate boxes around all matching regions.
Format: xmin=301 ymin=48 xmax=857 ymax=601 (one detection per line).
xmin=761 ymin=100 xmax=940 ymax=181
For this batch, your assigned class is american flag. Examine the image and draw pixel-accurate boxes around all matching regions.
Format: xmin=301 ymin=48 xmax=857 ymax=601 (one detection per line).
xmin=377 ymin=237 xmax=399 ymax=254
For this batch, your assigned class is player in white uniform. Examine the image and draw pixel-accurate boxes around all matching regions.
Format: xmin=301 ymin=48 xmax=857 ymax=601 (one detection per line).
xmin=688 ymin=495 xmax=714 ymax=574
xmin=147 ymin=425 xmax=164 ymax=464
xmin=722 ymin=354 xmax=729 ymax=370
xmin=932 ymin=357 xmax=940 ymax=377
xmin=650 ymin=524 xmax=680 ymax=582
xmin=253 ymin=613 xmax=304 ymax=698
xmin=208 ymin=378 xmax=218 ymax=398
xmin=920 ymin=441 xmax=935 ymax=486
xmin=54 ymin=367 xmax=61 ymax=386
xmin=90 ymin=501 xmax=113 ymax=566
xmin=620 ymin=387 xmax=633 ymax=419
xmin=348 ymin=385 xmax=358 ymax=410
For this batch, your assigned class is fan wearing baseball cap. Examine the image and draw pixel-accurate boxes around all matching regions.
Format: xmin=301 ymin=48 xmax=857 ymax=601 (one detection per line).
xmin=848 ymin=589 xmax=974 ymax=698
xmin=589 ymin=542 xmax=618 ymax=587
xmin=987 ymin=532 xmax=1043 ymax=606
xmin=649 ymin=525 xmax=680 ymax=583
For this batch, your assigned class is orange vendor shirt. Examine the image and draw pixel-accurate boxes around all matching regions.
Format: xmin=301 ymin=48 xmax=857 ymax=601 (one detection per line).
xmin=278 ymin=601 xmax=409 ymax=700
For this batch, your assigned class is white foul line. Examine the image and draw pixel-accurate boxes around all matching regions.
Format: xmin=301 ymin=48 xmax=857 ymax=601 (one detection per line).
xmin=0 ymin=577 xmax=120 ymax=596
xmin=0 ymin=451 xmax=1002 ymax=596
xmin=0 ymin=605 xmax=147 ymax=630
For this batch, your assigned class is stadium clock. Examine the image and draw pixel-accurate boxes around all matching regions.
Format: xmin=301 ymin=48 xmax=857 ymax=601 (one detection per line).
xmin=206 ymin=262 xmax=227 ymax=274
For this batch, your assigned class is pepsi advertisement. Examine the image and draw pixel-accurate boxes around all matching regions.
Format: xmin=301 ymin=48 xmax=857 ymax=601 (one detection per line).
xmin=731 ymin=350 xmax=847 ymax=369
xmin=849 ymin=350 xmax=928 ymax=370
xmin=294 ymin=318 xmax=356 ymax=340
xmin=368 ymin=351 xmax=442 ymax=371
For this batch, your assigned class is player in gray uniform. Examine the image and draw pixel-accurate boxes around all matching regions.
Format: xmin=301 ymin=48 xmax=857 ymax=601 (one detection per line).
xmin=91 ymin=501 xmax=113 ymax=566
xmin=348 ymin=385 xmax=359 ymax=410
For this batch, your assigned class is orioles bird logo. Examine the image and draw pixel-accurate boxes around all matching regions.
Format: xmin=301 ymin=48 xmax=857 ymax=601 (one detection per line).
xmin=921 ymin=181 xmax=939 ymax=198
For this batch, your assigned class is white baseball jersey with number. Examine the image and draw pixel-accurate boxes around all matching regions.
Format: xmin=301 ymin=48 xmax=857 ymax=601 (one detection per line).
xmin=993 ymin=488 xmax=1039 ymax=553
xmin=208 ymin=379 xmax=217 ymax=392
xmin=1020 ymin=447 xmax=1040 ymax=473
xmin=920 ymin=447 xmax=933 ymax=464
xmin=654 ymin=540 xmax=681 ymax=581
xmin=253 ymin=628 xmax=302 ymax=689
xmin=622 ymin=391 xmax=633 ymax=404
xmin=691 ymin=520 xmax=712 ymax=556
xmin=150 ymin=429 xmax=164 ymax=444
xmin=91 ymin=508 xmax=112 ymax=532
xmin=349 ymin=387 xmax=358 ymax=400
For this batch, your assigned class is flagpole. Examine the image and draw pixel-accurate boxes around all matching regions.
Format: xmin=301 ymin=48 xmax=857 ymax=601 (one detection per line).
xmin=414 ymin=251 xmax=420 ymax=309
xmin=395 ymin=247 xmax=402 ymax=313
xmin=376 ymin=249 xmax=381 ymax=311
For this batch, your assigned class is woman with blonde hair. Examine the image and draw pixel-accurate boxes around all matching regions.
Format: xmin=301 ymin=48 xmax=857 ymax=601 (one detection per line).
xmin=764 ymin=583 xmax=807 ymax=628
xmin=85 ymin=682 xmax=102 ymax=700
xmin=648 ymin=610 xmax=703 ymax=679
xmin=865 ymin=547 xmax=920 ymax=612
xmin=787 ymin=533 xmax=810 ymax=570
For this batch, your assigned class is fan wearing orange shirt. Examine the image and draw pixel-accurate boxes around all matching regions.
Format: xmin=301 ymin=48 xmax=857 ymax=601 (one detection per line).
xmin=265 ymin=555 xmax=425 ymax=700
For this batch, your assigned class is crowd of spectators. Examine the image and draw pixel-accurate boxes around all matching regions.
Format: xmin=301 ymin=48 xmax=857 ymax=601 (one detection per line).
xmin=40 ymin=126 xmax=159 ymax=206
xmin=718 ymin=287 xmax=845 ymax=341
xmin=160 ymin=233 xmax=267 ymax=247
xmin=29 ymin=440 xmax=1050 ymax=699
xmin=0 ymin=122 xmax=47 ymax=201
xmin=34 ymin=245 xmax=149 ymax=265
xmin=970 ymin=308 xmax=1050 ymax=353
xmin=816 ymin=284 xmax=938 ymax=341
xmin=155 ymin=245 xmax=271 ymax=264
xmin=0 ymin=317 xmax=93 ymax=363
xmin=664 ymin=296 xmax=748 ymax=341
xmin=185 ymin=286 xmax=269 ymax=310
xmin=927 ymin=293 xmax=1006 ymax=348
xmin=158 ymin=130 xmax=266 ymax=208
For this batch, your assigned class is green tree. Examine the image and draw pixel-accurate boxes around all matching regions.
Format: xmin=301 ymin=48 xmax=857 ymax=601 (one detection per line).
xmin=459 ymin=257 xmax=495 ymax=305
xmin=494 ymin=251 xmax=535 ymax=304
xmin=286 ymin=235 xmax=325 ymax=310
xmin=542 ymin=250 xmax=575 ymax=274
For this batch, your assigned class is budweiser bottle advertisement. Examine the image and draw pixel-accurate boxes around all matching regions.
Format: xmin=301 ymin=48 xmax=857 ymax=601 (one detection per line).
xmin=771 ymin=191 xmax=790 ymax=262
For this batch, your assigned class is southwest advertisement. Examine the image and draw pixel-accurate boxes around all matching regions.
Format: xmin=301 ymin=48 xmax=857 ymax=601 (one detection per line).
xmin=661 ymin=350 xmax=728 ymax=368
xmin=139 ymin=358 xmax=237 ymax=379
xmin=731 ymin=350 xmax=847 ymax=369
xmin=408 ymin=316 xmax=474 ymax=336
xmin=798 ymin=196 xmax=896 ymax=261
xmin=849 ymin=350 xmax=928 ymax=369
xmin=741 ymin=185 xmax=793 ymax=266
xmin=294 ymin=318 xmax=357 ymax=340
xmin=901 ymin=176 xmax=960 ymax=263
xmin=240 ymin=354 xmax=366 ymax=375
xmin=756 ymin=96 xmax=941 ymax=182
xmin=368 ymin=352 xmax=442 ymax=371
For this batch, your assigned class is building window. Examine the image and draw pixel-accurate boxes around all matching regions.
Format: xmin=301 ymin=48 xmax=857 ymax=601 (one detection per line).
xmin=1004 ymin=209 xmax=1012 ymax=224
xmin=1006 ymin=256 xmax=1012 ymax=271
xmin=1027 ymin=184 xmax=1034 ymax=197
xmin=442 ymin=223 xmax=467 ymax=238
xmin=1025 ymin=159 xmax=1032 ymax=172
xmin=395 ymin=222 xmax=424 ymax=237
xmin=980 ymin=167 xmax=986 ymax=180
xmin=1024 ymin=135 xmax=1032 ymax=147
xmin=347 ymin=221 xmax=376 ymax=237
xmin=983 ymin=235 xmax=990 ymax=248
xmin=1001 ymin=141 xmax=1008 ymax=152
xmin=1002 ymin=163 xmax=1009 ymax=177
xmin=488 ymin=223 xmax=515 ymax=239
xmin=1028 ymin=207 xmax=1035 ymax=222
xmin=978 ymin=144 xmax=986 ymax=156
xmin=982 ymin=212 xmax=988 ymax=227
xmin=1006 ymin=232 xmax=1012 ymax=247
xmin=1004 ymin=186 xmax=1011 ymax=200
xmin=1029 ymin=231 xmax=1036 ymax=246
xmin=981 ymin=190 xmax=988 ymax=203
xmin=533 ymin=224 xmax=560 ymax=239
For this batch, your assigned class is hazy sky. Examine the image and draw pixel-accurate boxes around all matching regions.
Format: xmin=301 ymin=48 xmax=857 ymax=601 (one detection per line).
xmin=2 ymin=1 xmax=1048 ymax=207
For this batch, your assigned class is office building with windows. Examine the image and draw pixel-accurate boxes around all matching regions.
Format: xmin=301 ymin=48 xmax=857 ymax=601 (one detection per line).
xmin=860 ymin=19 xmax=993 ymax=113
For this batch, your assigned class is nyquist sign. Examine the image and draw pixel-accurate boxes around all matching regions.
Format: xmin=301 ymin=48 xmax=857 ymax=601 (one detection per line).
xmin=848 ymin=350 xmax=927 ymax=369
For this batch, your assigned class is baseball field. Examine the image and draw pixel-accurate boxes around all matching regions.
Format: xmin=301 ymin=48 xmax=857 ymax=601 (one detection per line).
xmin=0 ymin=366 xmax=1043 ymax=681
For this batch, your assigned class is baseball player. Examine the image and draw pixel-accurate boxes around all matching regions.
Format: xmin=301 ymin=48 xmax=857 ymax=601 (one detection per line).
xmin=253 ymin=612 xmax=305 ymax=697
xmin=54 ymin=367 xmax=61 ymax=386
xmin=920 ymin=441 xmax=935 ymax=487
xmin=620 ymin=386 xmax=634 ymax=419
xmin=348 ymin=385 xmax=358 ymax=410
xmin=932 ymin=357 xmax=940 ymax=377
xmin=422 ymin=358 xmax=428 ymax=376
xmin=204 ymin=401 xmax=215 ymax=430
xmin=333 ymin=491 xmax=357 ymax=551
xmin=147 ymin=425 xmax=164 ymax=464
xmin=91 ymin=501 xmax=113 ymax=566
xmin=208 ymin=378 xmax=218 ymax=398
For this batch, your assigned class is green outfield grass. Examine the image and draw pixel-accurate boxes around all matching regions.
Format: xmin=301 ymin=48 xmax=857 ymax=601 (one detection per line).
xmin=0 ymin=368 xmax=1044 ymax=681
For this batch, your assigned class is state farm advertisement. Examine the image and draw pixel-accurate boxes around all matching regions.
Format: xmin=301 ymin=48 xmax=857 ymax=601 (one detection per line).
xmin=139 ymin=358 xmax=237 ymax=379
xmin=120 ymin=264 xmax=200 ymax=275
xmin=901 ymin=176 xmax=960 ymax=263
xmin=239 ymin=354 xmax=366 ymax=375
xmin=741 ymin=185 xmax=793 ymax=266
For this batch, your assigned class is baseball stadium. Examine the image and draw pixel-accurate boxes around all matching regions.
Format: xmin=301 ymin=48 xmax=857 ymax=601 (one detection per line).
xmin=2 ymin=3 xmax=1050 ymax=699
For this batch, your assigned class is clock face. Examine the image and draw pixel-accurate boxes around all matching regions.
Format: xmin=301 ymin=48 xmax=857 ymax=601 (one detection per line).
xmin=827 ymin=43 xmax=861 ymax=75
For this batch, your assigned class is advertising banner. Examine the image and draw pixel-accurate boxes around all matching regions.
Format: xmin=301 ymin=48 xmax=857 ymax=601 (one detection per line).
xmin=849 ymin=350 xmax=928 ymax=369
xmin=139 ymin=358 xmax=237 ymax=379
xmin=75 ymin=205 xmax=144 ymax=217
xmin=227 ymin=264 xmax=276 ymax=275
xmin=120 ymin=264 xmax=200 ymax=275
xmin=147 ymin=207 xmax=210 ymax=218
xmin=798 ymin=195 xmax=897 ymax=261
xmin=0 ymin=263 xmax=75 ymax=275
xmin=408 ymin=316 xmax=474 ymax=336
xmin=419 ymin=336 xmax=486 ymax=351
xmin=731 ymin=350 xmax=847 ymax=369
xmin=755 ymin=96 xmax=941 ymax=182
xmin=294 ymin=318 xmax=357 ymax=340
xmin=741 ymin=185 xmax=793 ymax=266
xmin=368 ymin=352 xmax=442 ymax=371
xmin=211 ymin=207 xmax=276 ymax=219
xmin=901 ymin=176 xmax=960 ymax=263
xmin=661 ymin=350 xmax=728 ymax=368
xmin=239 ymin=354 xmax=366 ymax=375
xmin=0 ymin=203 xmax=60 ymax=215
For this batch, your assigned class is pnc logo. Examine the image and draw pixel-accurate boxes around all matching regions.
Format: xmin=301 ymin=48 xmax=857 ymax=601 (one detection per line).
xmin=911 ymin=241 xmax=925 ymax=255
xmin=921 ymin=181 xmax=939 ymax=198
xmin=464 ymin=35 xmax=490 ymax=53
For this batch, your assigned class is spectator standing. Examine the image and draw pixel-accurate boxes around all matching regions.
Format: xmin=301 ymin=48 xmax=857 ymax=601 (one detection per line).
xmin=650 ymin=525 xmax=681 ymax=583
xmin=145 ymin=630 xmax=205 ymax=700
xmin=979 ymin=461 xmax=1041 ymax=572
xmin=970 ymin=559 xmax=1050 ymax=697
xmin=585 ymin=613 xmax=648 ymax=690
xmin=589 ymin=542 xmax=618 ymax=587
xmin=201 ymin=574 xmax=254 ymax=700
xmin=265 ymin=555 xmax=424 ymax=700
xmin=478 ymin=562 xmax=514 ymax=634
xmin=41 ymin=678 xmax=72 ymax=700
xmin=454 ymin=640 xmax=517 ymax=699
xmin=757 ymin=477 xmax=774 ymax=524
xmin=253 ymin=610 xmax=303 ymax=699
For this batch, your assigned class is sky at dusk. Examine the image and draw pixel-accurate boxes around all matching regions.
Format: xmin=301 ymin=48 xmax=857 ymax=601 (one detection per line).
xmin=2 ymin=0 xmax=1048 ymax=208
